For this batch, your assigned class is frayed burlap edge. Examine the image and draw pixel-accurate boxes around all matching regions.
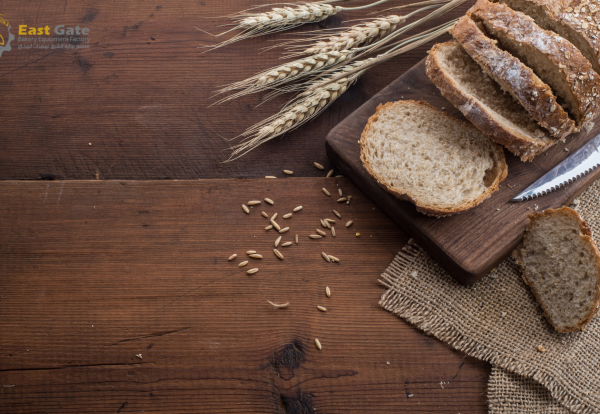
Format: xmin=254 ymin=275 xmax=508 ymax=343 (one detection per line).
xmin=378 ymin=242 xmax=597 ymax=414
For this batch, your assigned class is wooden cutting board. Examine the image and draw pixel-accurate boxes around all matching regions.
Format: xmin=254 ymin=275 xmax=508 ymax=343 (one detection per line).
xmin=326 ymin=58 xmax=600 ymax=285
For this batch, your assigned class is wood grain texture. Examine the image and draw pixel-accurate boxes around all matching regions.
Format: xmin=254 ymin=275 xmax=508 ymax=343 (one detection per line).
xmin=0 ymin=0 xmax=470 ymax=180
xmin=326 ymin=59 xmax=600 ymax=284
xmin=0 ymin=179 xmax=489 ymax=413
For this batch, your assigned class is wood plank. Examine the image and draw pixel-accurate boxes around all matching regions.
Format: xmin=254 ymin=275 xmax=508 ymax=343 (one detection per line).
xmin=0 ymin=0 xmax=470 ymax=180
xmin=326 ymin=58 xmax=600 ymax=284
xmin=0 ymin=179 xmax=488 ymax=413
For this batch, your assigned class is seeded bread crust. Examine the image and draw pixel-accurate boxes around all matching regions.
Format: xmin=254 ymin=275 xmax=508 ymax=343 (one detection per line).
xmin=514 ymin=207 xmax=600 ymax=332
xmin=426 ymin=41 xmax=551 ymax=161
xmin=470 ymin=0 xmax=600 ymax=126
xmin=359 ymin=100 xmax=508 ymax=217
xmin=497 ymin=0 xmax=600 ymax=77
xmin=450 ymin=16 xmax=578 ymax=140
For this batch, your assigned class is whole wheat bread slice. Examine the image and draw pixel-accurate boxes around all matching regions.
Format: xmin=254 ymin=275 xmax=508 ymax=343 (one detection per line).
xmin=514 ymin=207 xmax=600 ymax=333
xmin=450 ymin=15 xmax=578 ymax=141
xmin=496 ymin=0 xmax=600 ymax=77
xmin=470 ymin=0 xmax=600 ymax=127
xmin=426 ymin=40 xmax=555 ymax=161
xmin=359 ymin=100 xmax=507 ymax=217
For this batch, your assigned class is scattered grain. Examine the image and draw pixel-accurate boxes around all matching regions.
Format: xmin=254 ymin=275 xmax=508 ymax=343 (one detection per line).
xmin=321 ymin=251 xmax=331 ymax=262
xmin=261 ymin=211 xmax=268 ymax=218
xmin=246 ymin=250 xmax=257 ymax=255
xmin=322 ymin=188 xmax=331 ymax=197
xmin=281 ymin=241 xmax=292 ymax=247
xmin=239 ymin=260 xmax=249 ymax=267
xmin=228 ymin=254 xmax=237 ymax=261
xmin=248 ymin=200 xmax=261 ymax=206
xmin=279 ymin=227 xmax=290 ymax=233
xmin=328 ymin=255 xmax=339 ymax=262
xmin=338 ymin=189 xmax=343 ymax=196
xmin=317 ymin=229 xmax=327 ymax=236
xmin=247 ymin=268 xmax=259 ymax=275
xmin=537 ymin=345 xmax=546 ymax=353
xmin=271 ymin=213 xmax=278 ymax=220
xmin=267 ymin=300 xmax=289 ymax=309
xmin=295 ymin=234 xmax=299 ymax=244
xmin=335 ymin=175 xmax=344 ymax=178
xmin=326 ymin=169 xmax=334 ymax=177
xmin=265 ymin=176 xmax=277 ymax=178
xmin=356 ymin=233 xmax=360 ymax=237
xmin=315 ymin=338 xmax=322 ymax=350
xmin=249 ymin=254 xmax=263 ymax=259
xmin=346 ymin=220 xmax=353 ymax=227
xmin=317 ymin=305 xmax=327 ymax=312
xmin=331 ymin=227 xmax=336 ymax=237
xmin=274 ymin=249 xmax=284 ymax=260
xmin=326 ymin=286 xmax=331 ymax=297
xmin=136 ymin=354 xmax=143 ymax=359
xmin=337 ymin=197 xmax=347 ymax=202
xmin=293 ymin=206 xmax=303 ymax=212
xmin=242 ymin=204 xmax=250 ymax=214
xmin=265 ymin=224 xmax=273 ymax=230
xmin=275 ymin=236 xmax=282 ymax=247
xmin=333 ymin=210 xmax=342 ymax=219
xmin=320 ymin=219 xmax=328 ymax=228
xmin=264 ymin=198 xmax=274 ymax=205
xmin=283 ymin=213 xmax=292 ymax=219
xmin=283 ymin=170 xmax=293 ymax=175
xmin=314 ymin=162 xmax=324 ymax=170
xmin=309 ymin=234 xmax=322 ymax=239
xmin=271 ymin=219 xmax=281 ymax=231
xmin=325 ymin=219 xmax=335 ymax=224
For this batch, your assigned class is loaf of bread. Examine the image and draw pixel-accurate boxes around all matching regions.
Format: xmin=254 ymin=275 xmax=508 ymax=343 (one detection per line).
xmin=514 ymin=207 xmax=600 ymax=333
xmin=496 ymin=0 xmax=600 ymax=76
xmin=426 ymin=40 xmax=555 ymax=161
xmin=450 ymin=15 xmax=577 ymax=141
xmin=359 ymin=100 xmax=507 ymax=217
xmin=470 ymin=0 xmax=600 ymax=127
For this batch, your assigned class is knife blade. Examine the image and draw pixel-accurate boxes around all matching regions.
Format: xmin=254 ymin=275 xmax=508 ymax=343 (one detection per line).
xmin=511 ymin=133 xmax=600 ymax=202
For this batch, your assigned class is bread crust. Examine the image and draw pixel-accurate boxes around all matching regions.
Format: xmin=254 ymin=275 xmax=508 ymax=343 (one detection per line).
xmin=450 ymin=16 xmax=578 ymax=140
xmin=470 ymin=0 xmax=600 ymax=126
xmin=359 ymin=100 xmax=508 ymax=217
xmin=497 ymin=0 xmax=600 ymax=77
xmin=514 ymin=206 xmax=600 ymax=332
xmin=426 ymin=41 xmax=552 ymax=161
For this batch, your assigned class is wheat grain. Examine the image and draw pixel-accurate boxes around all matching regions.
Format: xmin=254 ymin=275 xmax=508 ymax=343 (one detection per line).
xmin=293 ymin=206 xmax=302 ymax=212
xmin=248 ymin=200 xmax=261 ymax=206
xmin=328 ymin=255 xmax=339 ymax=262
xmin=267 ymin=300 xmax=289 ymax=309
xmin=338 ymin=189 xmax=343 ymax=196
xmin=265 ymin=198 xmax=274 ymax=205
xmin=275 ymin=236 xmax=281 ymax=247
xmin=314 ymin=162 xmax=324 ymax=170
xmin=337 ymin=197 xmax=347 ymax=202
xmin=283 ymin=213 xmax=292 ymax=219
xmin=239 ymin=260 xmax=249 ymax=267
xmin=326 ymin=286 xmax=331 ymax=297
xmin=322 ymin=188 xmax=331 ymax=196
xmin=265 ymin=224 xmax=273 ymax=230
xmin=323 ymin=220 xmax=331 ymax=229
xmin=246 ymin=250 xmax=257 ymax=255
xmin=279 ymin=227 xmax=290 ymax=234
xmin=326 ymin=169 xmax=334 ymax=178
xmin=228 ymin=59 xmax=373 ymax=160
xmin=228 ymin=254 xmax=237 ymax=261
xmin=249 ymin=254 xmax=263 ymax=259
xmin=346 ymin=220 xmax=353 ymax=227
xmin=309 ymin=234 xmax=322 ymax=239
xmin=261 ymin=211 xmax=268 ymax=218
xmin=265 ymin=176 xmax=277 ymax=178
xmin=281 ymin=241 xmax=292 ymax=247
xmin=247 ymin=268 xmax=259 ymax=275
xmin=242 ymin=204 xmax=250 ymax=214
xmin=283 ymin=170 xmax=293 ymax=175
xmin=317 ymin=229 xmax=327 ymax=236
xmin=274 ymin=249 xmax=284 ymax=260
xmin=325 ymin=219 xmax=335 ymax=224
xmin=333 ymin=210 xmax=342 ymax=219
xmin=317 ymin=305 xmax=327 ymax=312
xmin=271 ymin=213 xmax=278 ymax=220
xmin=271 ymin=219 xmax=281 ymax=231
xmin=295 ymin=234 xmax=299 ymax=244
xmin=321 ymin=251 xmax=331 ymax=262
xmin=331 ymin=227 xmax=336 ymax=237
xmin=315 ymin=338 xmax=322 ymax=350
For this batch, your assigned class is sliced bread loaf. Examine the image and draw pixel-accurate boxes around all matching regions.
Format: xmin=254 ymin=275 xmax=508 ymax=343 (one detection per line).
xmin=359 ymin=100 xmax=507 ymax=217
xmin=450 ymin=15 xmax=578 ymax=141
xmin=496 ymin=0 xmax=600 ymax=76
xmin=470 ymin=0 xmax=600 ymax=127
xmin=514 ymin=206 xmax=600 ymax=333
xmin=426 ymin=40 xmax=555 ymax=161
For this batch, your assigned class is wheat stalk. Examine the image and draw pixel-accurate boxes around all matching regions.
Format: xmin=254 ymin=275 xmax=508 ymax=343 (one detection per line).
xmin=227 ymin=58 xmax=373 ymax=160
xmin=212 ymin=49 xmax=354 ymax=104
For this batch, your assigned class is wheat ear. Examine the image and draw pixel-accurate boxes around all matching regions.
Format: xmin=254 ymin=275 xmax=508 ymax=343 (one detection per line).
xmin=212 ymin=49 xmax=353 ymax=104
xmin=227 ymin=59 xmax=373 ymax=160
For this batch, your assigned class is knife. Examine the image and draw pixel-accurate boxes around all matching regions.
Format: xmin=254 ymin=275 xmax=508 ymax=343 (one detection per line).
xmin=511 ymin=133 xmax=600 ymax=202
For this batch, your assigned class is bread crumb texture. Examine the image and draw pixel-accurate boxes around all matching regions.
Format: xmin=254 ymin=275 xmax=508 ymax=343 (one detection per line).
xmin=360 ymin=100 xmax=506 ymax=216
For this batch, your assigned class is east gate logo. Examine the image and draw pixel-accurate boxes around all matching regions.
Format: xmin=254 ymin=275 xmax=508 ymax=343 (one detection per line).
xmin=0 ymin=14 xmax=15 ymax=57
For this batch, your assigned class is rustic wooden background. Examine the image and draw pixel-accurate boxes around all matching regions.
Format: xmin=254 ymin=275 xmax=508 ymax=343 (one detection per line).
xmin=0 ymin=0 xmax=470 ymax=180
xmin=0 ymin=179 xmax=489 ymax=413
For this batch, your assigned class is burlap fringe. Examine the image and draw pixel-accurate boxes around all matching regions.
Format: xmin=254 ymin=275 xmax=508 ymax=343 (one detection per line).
xmin=378 ymin=242 xmax=595 ymax=414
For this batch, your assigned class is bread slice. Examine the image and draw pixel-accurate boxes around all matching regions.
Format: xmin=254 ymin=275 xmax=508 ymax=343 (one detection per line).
xmin=469 ymin=0 xmax=600 ymax=127
xmin=450 ymin=15 xmax=578 ymax=140
xmin=496 ymin=0 xmax=600 ymax=77
xmin=514 ymin=207 xmax=600 ymax=333
xmin=359 ymin=100 xmax=508 ymax=217
xmin=426 ymin=40 xmax=555 ymax=161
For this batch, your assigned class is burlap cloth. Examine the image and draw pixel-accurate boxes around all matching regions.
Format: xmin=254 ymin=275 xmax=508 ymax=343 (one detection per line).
xmin=379 ymin=179 xmax=600 ymax=414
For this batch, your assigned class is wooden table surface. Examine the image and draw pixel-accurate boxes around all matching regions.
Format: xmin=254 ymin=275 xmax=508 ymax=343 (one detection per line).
xmin=0 ymin=0 xmax=492 ymax=412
